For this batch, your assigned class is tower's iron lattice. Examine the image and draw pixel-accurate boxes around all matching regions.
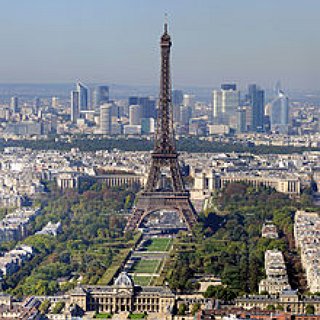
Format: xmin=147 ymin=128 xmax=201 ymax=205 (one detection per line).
xmin=125 ymin=23 xmax=198 ymax=232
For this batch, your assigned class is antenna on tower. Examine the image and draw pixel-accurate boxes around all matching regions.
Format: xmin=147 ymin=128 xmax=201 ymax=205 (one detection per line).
xmin=164 ymin=13 xmax=168 ymax=33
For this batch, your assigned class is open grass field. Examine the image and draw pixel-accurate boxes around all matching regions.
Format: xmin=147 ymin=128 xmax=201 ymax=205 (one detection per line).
xmin=132 ymin=259 xmax=161 ymax=274
xmin=132 ymin=275 xmax=152 ymax=286
xmin=144 ymin=238 xmax=172 ymax=252
xmin=128 ymin=313 xmax=146 ymax=319
xmin=94 ymin=313 xmax=112 ymax=318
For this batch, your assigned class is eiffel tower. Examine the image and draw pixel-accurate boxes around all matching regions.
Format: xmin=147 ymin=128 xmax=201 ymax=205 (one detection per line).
xmin=125 ymin=22 xmax=198 ymax=232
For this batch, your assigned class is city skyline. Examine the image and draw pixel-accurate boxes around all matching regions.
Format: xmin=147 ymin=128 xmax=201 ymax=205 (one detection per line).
xmin=0 ymin=8 xmax=319 ymax=318
xmin=0 ymin=0 xmax=319 ymax=90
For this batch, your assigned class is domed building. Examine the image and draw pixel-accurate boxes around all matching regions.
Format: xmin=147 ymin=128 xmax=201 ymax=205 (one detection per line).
xmin=69 ymin=272 xmax=175 ymax=317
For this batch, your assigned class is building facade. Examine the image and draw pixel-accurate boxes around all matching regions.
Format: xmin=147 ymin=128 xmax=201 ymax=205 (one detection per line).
xmin=259 ymin=249 xmax=291 ymax=294
xmin=70 ymin=90 xmax=79 ymax=123
xmin=100 ymin=103 xmax=112 ymax=135
xmin=129 ymin=104 xmax=144 ymax=126
xmin=212 ymin=84 xmax=240 ymax=129
xmin=236 ymin=291 xmax=320 ymax=314
xmin=93 ymin=85 xmax=109 ymax=112
xmin=248 ymin=84 xmax=265 ymax=132
xmin=69 ymin=272 xmax=175 ymax=317
xmin=294 ymin=211 xmax=320 ymax=293
xmin=270 ymin=90 xmax=289 ymax=134
xmin=76 ymin=82 xmax=89 ymax=112
xmin=192 ymin=170 xmax=301 ymax=197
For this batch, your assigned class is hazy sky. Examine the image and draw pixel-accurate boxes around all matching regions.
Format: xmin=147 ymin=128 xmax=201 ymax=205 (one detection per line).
xmin=0 ymin=0 xmax=319 ymax=90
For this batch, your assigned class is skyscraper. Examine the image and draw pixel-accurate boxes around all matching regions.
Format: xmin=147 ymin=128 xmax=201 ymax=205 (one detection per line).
xmin=128 ymin=96 xmax=139 ymax=106
xmin=51 ymin=96 xmax=59 ymax=108
xmin=71 ymin=91 xmax=79 ymax=123
xmin=33 ymin=97 xmax=41 ymax=110
xmin=93 ymin=85 xmax=109 ymax=112
xmin=142 ymin=97 xmax=156 ymax=119
xmin=236 ymin=107 xmax=247 ymax=133
xmin=248 ymin=84 xmax=265 ymax=132
xmin=212 ymin=84 xmax=239 ymax=128
xmin=70 ymin=82 xmax=89 ymax=123
xmin=100 ymin=103 xmax=112 ymax=135
xmin=180 ymin=106 xmax=192 ymax=126
xmin=141 ymin=118 xmax=155 ymax=135
xmin=270 ymin=90 xmax=289 ymax=134
xmin=183 ymin=94 xmax=195 ymax=108
xmin=128 ymin=97 xmax=156 ymax=119
xmin=10 ymin=96 xmax=19 ymax=112
xmin=76 ymin=82 xmax=89 ymax=111
xmin=172 ymin=90 xmax=183 ymax=123
xmin=172 ymin=90 xmax=183 ymax=107
xmin=129 ymin=105 xmax=143 ymax=125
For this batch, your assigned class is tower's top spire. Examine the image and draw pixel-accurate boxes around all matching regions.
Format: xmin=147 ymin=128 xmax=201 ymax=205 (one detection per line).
xmin=164 ymin=13 xmax=168 ymax=34
xmin=161 ymin=13 xmax=171 ymax=44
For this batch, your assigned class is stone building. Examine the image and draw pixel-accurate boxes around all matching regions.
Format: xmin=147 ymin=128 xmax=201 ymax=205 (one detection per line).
xmin=69 ymin=272 xmax=175 ymax=317
xmin=236 ymin=291 xmax=320 ymax=314
xmin=193 ymin=170 xmax=301 ymax=197
xmin=262 ymin=222 xmax=279 ymax=239
xmin=56 ymin=172 xmax=79 ymax=190
xmin=94 ymin=173 xmax=145 ymax=189
xmin=259 ymin=250 xmax=291 ymax=294
xmin=294 ymin=211 xmax=320 ymax=293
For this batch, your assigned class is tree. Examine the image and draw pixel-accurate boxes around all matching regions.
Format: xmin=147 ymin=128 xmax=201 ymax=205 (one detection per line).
xmin=305 ymin=304 xmax=315 ymax=315
xmin=178 ymin=303 xmax=186 ymax=315
xmin=39 ymin=299 xmax=50 ymax=314
xmin=124 ymin=195 xmax=132 ymax=210
xmin=248 ymin=255 xmax=259 ymax=293
xmin=191 ymin=303 xmax=201 ymax=315
xmin=266 ymin=305 xmax=275 ymax=311
xmin=204 ymin=285 xmax=236 ymax=302
xmin=52 ymin=301 xmax=65 ymax=314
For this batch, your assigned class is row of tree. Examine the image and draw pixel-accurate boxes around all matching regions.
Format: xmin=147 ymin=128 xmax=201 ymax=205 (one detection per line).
xmin=5 ymin=183 xmax=136 ymax=297
xmin=166 ymin=183 xmax=317 ymax=295
xmin=0 ymin=136 xmax=316 ymax=154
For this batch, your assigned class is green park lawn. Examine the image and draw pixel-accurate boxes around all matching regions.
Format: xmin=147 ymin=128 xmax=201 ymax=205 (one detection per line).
xmin=94 ymin=313 xmax=112 ymax=318
xmin=132 ymin=259 xmax=161 ymax=274
xmin=144 ymin=238 xmax=172 ymax=252
xmin=132 ymin=275 xmax=152 ymax=286
xmin=128 ymin=313 xmax=146 ymax=319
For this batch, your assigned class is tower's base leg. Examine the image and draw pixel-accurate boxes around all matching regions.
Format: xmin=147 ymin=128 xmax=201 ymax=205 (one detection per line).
xmin=125 ymin=192 xmax=198 ymax=232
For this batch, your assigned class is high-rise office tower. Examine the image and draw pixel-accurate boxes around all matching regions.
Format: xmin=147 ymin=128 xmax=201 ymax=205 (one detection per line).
xmin=221 ymin=84 xmax=237 ymax=91
xmin=183 ymin=94 xmax=195 ymax=108
xmin=172 ymin=90 xmax=183 ymax=123
xmin=100 ymin=103 xmax=112 ymax=134
xmin=141 ymin=118 xmax=155 ymax=134
xmin=71 ymin=91 xmax=79 ymax=123
xmin=93 ymin=85 xmax=109 ymax=112
xmin=128 ymin=97 xmax=156 ymax=119
xmin=129 ymin=104 xmax=143 ymax=125
xmin=270 ymin=90 xmax=289 ymax=134
xmin=172 ymin=90 xmax=183 ymax=106
xmin=180 ymin=106 xmax=192 ymax=126
xmin=51 ymin=96 xmax=59 ymax=108
xmin=212 ymin=84 xmax=239 ymax=128
xmin=10 ymin=96 xmax=19 ymax=112
xmin=70 ymin=82 xmax=89 ymax=122
xmin=33 ymin=97 xmax=41 ymax=110
xmin=76 ymin=82 xmax=89 ymax=111
xmin=128 ymin=96 xmax=139 ymax=106
xmin=236 ymin=107 xmax=247 ymax=133
xmin=142 ymin=97 xmax=156 ymax=119
xmin=248 ymin=84 xmax=265 ymax=132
